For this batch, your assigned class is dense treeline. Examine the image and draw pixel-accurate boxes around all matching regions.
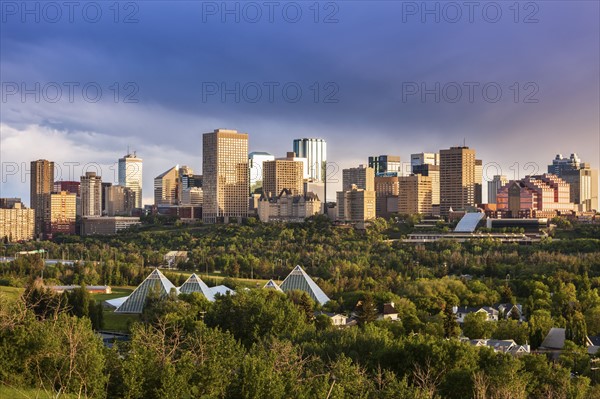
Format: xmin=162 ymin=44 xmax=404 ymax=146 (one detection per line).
xmin=1 ymin=287 xmax=598 ymax=398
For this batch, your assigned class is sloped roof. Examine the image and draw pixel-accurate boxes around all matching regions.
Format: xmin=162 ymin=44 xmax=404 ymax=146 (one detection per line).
xmin=454 ymin=212 xmax=485 ymax=233
xmin=540 ymin=327 xmax=566 ymax=349
xmin=115 ymin=269 xmax=176 ymax=313
xmin=105 ymin=296 xmax=128 ymax=309
xmin=210 ymin=285 xmax=234 ymax=297
xmin=178 ymin=273 xmax=214 ymax=301
xmin=279 ymin=265 xmax=330 ymax=305
xmin=263 ymin=279 xmax=283 ymax=292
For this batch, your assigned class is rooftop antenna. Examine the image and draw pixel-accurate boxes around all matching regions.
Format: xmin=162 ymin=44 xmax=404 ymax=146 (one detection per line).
xmin=127 ymin=144 xmax=130 ymax=156
xmin=463 ymin=138 xmax=466 ymax=147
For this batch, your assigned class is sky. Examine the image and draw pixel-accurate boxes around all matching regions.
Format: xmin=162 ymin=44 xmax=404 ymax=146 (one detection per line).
xmin=1 ymin=0 xmax=599 ymax=204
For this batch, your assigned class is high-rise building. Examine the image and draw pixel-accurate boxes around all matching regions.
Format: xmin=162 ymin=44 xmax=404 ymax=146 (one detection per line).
xmin=336 ymin=185 xmax=376 ymax=223
xmin=118 ymin=152 xmax=143 ymax=208
xmin=342 ymin=165 xmax=374 ymax=192
xmin=475 ymin=159 xmax=483 ymax=205
xmin=202 ymin=129 xmax=249 ymax=223
xmin=80 ymin=172 xmax=102 ymax=217
xmin=105 ymin=185 xmax=136 ymax=216
xmin=53 ymin=181 xmax=80 ymax=196
xmin=154 ymin=165 xmax=180 ymax=206
xmin=101 ymin=182 xmax=112 ymax=214
xmin=178 ymin=165 xmax=197 ymax=200
xmin=496 ymin=174 xmax=573 ymax=218
xmin=262 ymin=153 xmax=304 ymax=197
xmin=411 ymin=153 xmax=439 ymax=168
xmin=440 ymin=146 xmax=477 ymax=216
xmin=548 ymin=154 xmax=598 ymax=212
xmin=398 ymin=175 xmax=433 ymax=215
xmin=487 ymin=175 xmax=508 ymax=204
xmin=412 ymin=164 xmax=440 ymax=206
xmin=0 ymin=201 xmax=35 ymax=242
xmin=181 ymin=187 xmax=203 ymax=206
xmin=368 ymin=155 xmax=402 ymax=175
xmin=249 ymin=152 xmax=275 ymax=193
xmin=374 ymin=175 xmax=400 ymax=218
xmin=44 ymin=191 xmax=77 ymax=236
xmin=293 ymin=138 xmax=327 ymax=182
xmin=30 ymin=159 xmax=54 ymax=235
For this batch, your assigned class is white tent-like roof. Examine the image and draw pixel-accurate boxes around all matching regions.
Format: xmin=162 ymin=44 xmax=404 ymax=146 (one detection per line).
xmin=210 ymin=285 xmax=234 ymax=297
xmin=279 ymin=265 xmax=330 ymax=305
xmin=115 ymin=269 xmax=176 ymax=313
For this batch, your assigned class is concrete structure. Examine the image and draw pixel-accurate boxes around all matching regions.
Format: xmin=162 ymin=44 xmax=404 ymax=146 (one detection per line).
xmin=44 ymin=191 xmax=77 ymax=236
xmin=496 ymin=174 xmax=574 ymax=218
xmin=475 ymin=159 xmax=483 ymax=205
xmin=487 ymin=175 xmax=508 ymax=204
xmin=258 ymin=189 xmax=321 ymax=222
xmin=118 ymin=152 xmax=143 ymax=208
xmin=30 ymin=159 xmax=54 ymax=235
xmin=0 ymin=201 xmax=35 ymax=242
xmin=81 ymin=216 xmax=141 ymax=235
xmin=548 ymin=154 xmax=598 ymax=212
xmin=181 ymin=187 xmax=203 ymax=206
xmin=80 ymin=172 xmax=102 ymax=217
xmin=368 ymin=155 xmax=402 ymax=175
xmin=375 ymin=175 xmax=400 ymax=218
xmin=412 ymin=163 xmax=440 ymax=206
xmin=249 ymin=152 xmax=275 ymax=193
xmin=293 ymin=138 xmax=327 ymax=182
xmin=337 ymin=185 xmax=376 ymax=223
xmin=398 ymin=175 xmax=433 ymax=215
xmin=342 ymin=165 xmax=375 ymax=192
xmin=105 ymin=185 xmax=136 ymax=216
xmin=262 ymin=153 xmax=304 ymax=197
xmin=154 ymin=165 xmax=179 ymax=206
xmin=202 ymin=129 xmax=249 ymax=223
xmin=53 ymin=181 xmax=80 ymax=196
xmin=440 ymin=146 xmax=477 ymax=216
xmin=411 ymin=152 xmax=439 ymax=168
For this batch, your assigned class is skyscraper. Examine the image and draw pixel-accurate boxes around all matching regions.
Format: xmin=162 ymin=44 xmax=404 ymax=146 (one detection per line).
xmin=475 ymin=159 xmax=483 ymax=205
xmin=411 ymin=153 xmax=439 ymax=168
xmin=412 ymin=164 xmax=440 ymax=206
xmin=105 ymin=185 xmax=136 ymax=216
xmin=44 ymin=191 xmax=77 ymax=236
xmin=249 ymin=152 xmax=275 ymax=193
xmin=30 ymin=159 xmax=54 ymax=235
xmin=440 ymin=146 xmax=477 ymax=216
xmin=487 ymin=175 xmax=508 ymax=204
xmin=80 ymin=172 xmax=102 ymax=217
xmin=202 ymin=129 xmax=249 ymax=223
xmin=118 ymin=152 xmax=143 ymax=208
xmin=548 ymin=154 xmax=598 ymax=212
xmin=342 ymin=165 xmax=374 ymax=192
xmin=292 ymin=138 xmax=327 ymax=182
xmin=154 ymin=165 xmax=180 ymax=206
xmin=368 ymin=155 xmax=402 ymax=175
xmin=262 ymin=154 xmax=304 ymax=197
xmin=398 ymin=175 xmax=433 ymax=215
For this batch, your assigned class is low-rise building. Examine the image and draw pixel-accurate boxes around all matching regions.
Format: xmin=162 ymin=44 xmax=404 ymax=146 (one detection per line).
xmin=258 ymin=189 xmax=321 ymax=222
xmin=81 ymin=216 xmax=141 ymax=236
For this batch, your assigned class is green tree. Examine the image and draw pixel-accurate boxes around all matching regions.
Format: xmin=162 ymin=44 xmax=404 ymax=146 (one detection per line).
xmin=462 ymin=312 xmax=496 ymax=339
xmin=566 ymin=310 xmax=588 ymax=347
xmin=357 ymin=294 xmax=378 ymax=326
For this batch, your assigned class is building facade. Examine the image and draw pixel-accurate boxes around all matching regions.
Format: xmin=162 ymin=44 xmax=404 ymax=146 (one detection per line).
xmin=292 ymin=138 xmax=327 ymax=182
xmin=337 ymin=185 xmax=376 ymax=223
xmin=154 ymin=165 xmax=180 ymax=206
xmin=368 ymin=155 xmax=402 ymax=175
xmin=258 ymin=190 xmax=321 ymax=222
xmin=342 ymin=165 xmax=375 ymax=192
xmin=118 ymin=152 xmax=143 ymax=208
xmin=548 ymin=154 xmax=598 ymax=212
xmin=0 ymin=202 xmax=35 ymax=242
xmin=181 ymin=187 xmax=203 ymax=206
xmin=440 ymin=146 xmax=477 ymax=216
xmin=412 ymin=163 xmax=440 ymax=206
xmin=262 ymin=155 xmax=304 ymax=197
xmin=202 ymin=129 xmax=249 ymax=223
xmin=374 ymin=175 xmax=400 ymax=218
xmin=487 ymin=175 xmax=508 ymax=204
xmin=411 ymin=153 xmax=440 ymax=168
xmin=44 ymin=191 xmax=77 ymax=236
xmin=80 ymin=172 xmax=102 ymax=217
xmin=249 ymin=152 xmax=275 ymax=193
xmin=81 ymin=216 xmax=141 ymax=236
xmin=398 ymin=175 xmax=433 ymax=215
xmin=105 ymin=185 xmax=136 ymax=216
xmin=30 ymin=159 xmax=54 ymax=236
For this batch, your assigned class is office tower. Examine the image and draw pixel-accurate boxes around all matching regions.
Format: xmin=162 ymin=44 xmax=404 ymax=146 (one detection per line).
xmin=336 ymin=185 xmax=376 ymax=223
xmin=53 ymin=181 xmax=80 ymax=196
xmin=105 ymin=185 xmax=136 ymax=216
xmin=411 ymin=153 xmax=439 ymax=168
xmin=368 ymin=155 xmax=402 ymax=175
xmin=154 ymin=165 xmax=180 ymax=206
xmin=118 ymin=152 xmax=143 ymax=208
xmin=101 ymin=182 xmax=112 ymax=214
xmin=548 ymin=154 xmax=598 ymax=212
xmin=342 ymin=165 xmax=375 ymax=192
xmin=178 ymin=165 xmax=197 ymax=200
xmin=440 ymin=146 xmax=477 ymax=215
xmin=262 ymin=153 xmax=304 ymax=197
xmin=475 ymin=159 xmax=483 ymax=205
xmin=374 ymin=175 xmax=400 ymax=218
xmin=487 ymin=175 xmax=508 ymax=204
xmin=30 ymin=159 xmax=54 ymax=235
xmin=412 ymin=164 xmax=440 ymax=206
xmin=0 ymin=201 xmax=35 ymax=242
xmin=44 ymin=191 xmax=77 ymax=236
xmin=202 ymin=129 xmax=249 ymax=223
xmin=293 ymin=138 xmax=327 ymax=182
xmin=398 ymin=175 xmax=433 ymax=215
xmin=249 ymin=152 xmax=275 ymax=193
xmin=496 ymin=174 xmax=573 ymax=218
xmin=80 ymin=172 xmax=102 ymax=217
xmin=181 ymin=187 xmax=203 ymax=206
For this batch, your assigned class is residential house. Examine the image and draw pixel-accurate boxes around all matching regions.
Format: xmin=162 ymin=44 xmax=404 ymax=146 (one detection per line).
xmin=454 ymin=306 xmax=499 ymax=324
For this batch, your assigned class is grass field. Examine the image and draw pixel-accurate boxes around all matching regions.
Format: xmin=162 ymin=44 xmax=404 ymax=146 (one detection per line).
xmin=0 ymin=385 xmax=78 ymax=399
xmin=0 ymin=286 xmax=24 ymax=302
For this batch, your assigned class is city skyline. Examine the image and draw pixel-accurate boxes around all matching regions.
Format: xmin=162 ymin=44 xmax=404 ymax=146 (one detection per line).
xmin=1 ymin=2 xmax=598 ymax=205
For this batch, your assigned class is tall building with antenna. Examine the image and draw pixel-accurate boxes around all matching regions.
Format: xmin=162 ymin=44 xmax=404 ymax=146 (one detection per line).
xmin=118 ymin=151 xmax=143 ymax=208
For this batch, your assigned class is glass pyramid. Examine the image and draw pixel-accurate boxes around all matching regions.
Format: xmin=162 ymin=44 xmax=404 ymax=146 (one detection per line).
xmin=279 ymin=265 xmax=330 ymax=305
xmin=178 ymin=273 xmax=215 ymax=301
xmin=115 ymin=269 xmax=176 ymax=313
xmin=263 ymin=279 xmax=283 ymax=292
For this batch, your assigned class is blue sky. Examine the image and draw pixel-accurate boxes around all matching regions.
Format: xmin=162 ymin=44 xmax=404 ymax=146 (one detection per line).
xmin=1 ymin=1 xmax=599 ymax=203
